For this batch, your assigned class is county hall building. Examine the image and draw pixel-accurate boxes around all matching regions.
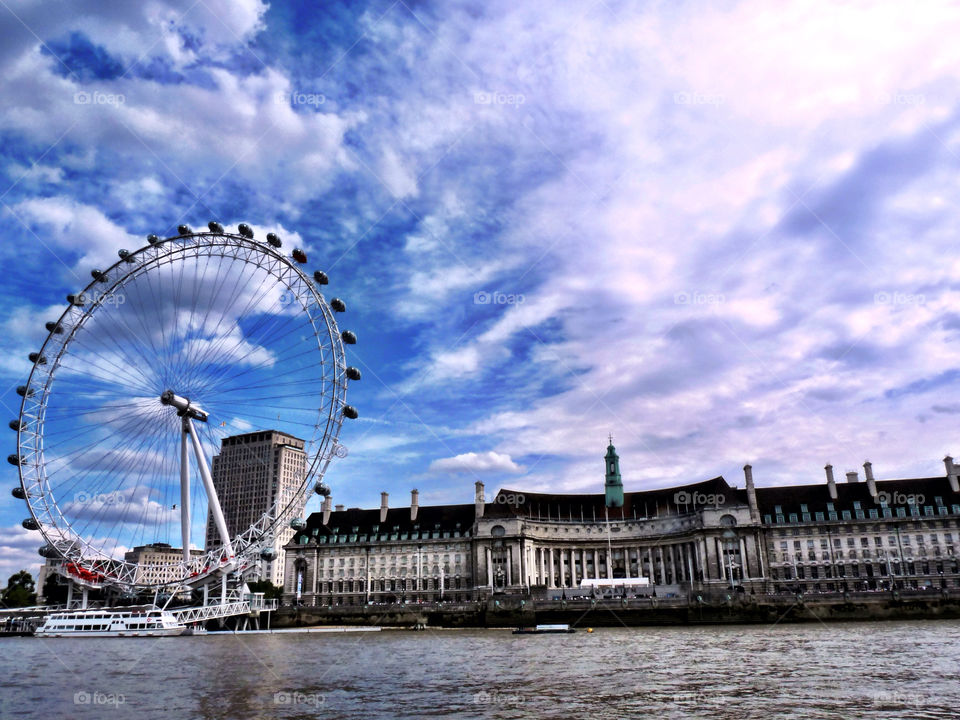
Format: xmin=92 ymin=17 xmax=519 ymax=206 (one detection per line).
xmin=282 ymin=442 xmax=960 ymax=605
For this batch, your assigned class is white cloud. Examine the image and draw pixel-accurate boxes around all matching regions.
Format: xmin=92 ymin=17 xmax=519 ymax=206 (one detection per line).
xmin=428 ymin=451 xmax=523 ymax=474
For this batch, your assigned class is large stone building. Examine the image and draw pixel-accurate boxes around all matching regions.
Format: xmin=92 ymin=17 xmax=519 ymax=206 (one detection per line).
xmin=123 ymin=543 xmax=205 ymax=587
xmin=206 ymin=430 xmax=306 ymax=587
xmin=283 ymin=442 xmax=960 ymax=605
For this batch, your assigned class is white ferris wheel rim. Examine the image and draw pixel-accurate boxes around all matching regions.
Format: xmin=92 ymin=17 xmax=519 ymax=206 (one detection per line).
xmin=13 ymin=229 xmax=353 ymax=590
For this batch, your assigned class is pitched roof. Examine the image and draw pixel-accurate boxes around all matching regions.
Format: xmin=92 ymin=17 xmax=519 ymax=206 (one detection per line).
xmin=754 ymin=476 xmax=960 ymax=516
xmin=485 ymin=475 xmax=744 ymax=520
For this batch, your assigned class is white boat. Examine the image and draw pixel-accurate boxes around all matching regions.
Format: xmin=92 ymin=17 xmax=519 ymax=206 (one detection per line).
xmin=512 ymin=623 xmax=576 ymax=635
xmin=35 ymin=605 xmax=187 ymax=637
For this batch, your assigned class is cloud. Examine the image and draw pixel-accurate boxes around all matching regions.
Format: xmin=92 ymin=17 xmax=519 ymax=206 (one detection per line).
xmin=428 ymin=451 xmax=523 ymax=474
xmin=5 ymin=0 xmax=960 ymax=520
xmin=0 ymin=524 xmax=43 ymax=586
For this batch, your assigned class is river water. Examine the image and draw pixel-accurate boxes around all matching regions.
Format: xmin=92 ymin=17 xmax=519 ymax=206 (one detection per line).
xmin=3 ymin=620 xmax=960 ymax=719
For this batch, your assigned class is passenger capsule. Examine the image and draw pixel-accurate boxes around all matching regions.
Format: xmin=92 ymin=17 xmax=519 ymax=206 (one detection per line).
xmin=343 ymin=405 xmax=359 ymax=419
xmin=314 ymin=482 xmax=331 ymax=497
xmin=147 ymin=234 xmax=160 ymax=244
xmin=16 ymin=386 xmax=33 ymax=398
xmin=177 ymin=224 xmax=191 ymax=235
xmin=208 ymin=221 xmax=224 ymax=233
xmin=313 ymin=270 xmax=329 ymax=285
xmin=28 ymin=353 xmax=46 ymax=365
xmin=345 ymin=366 xmax=361 ymax=381
xmin=45 ymin=321 xmax=63 ymax=334
xmin=22 ymin=518 xmax=39 ymax=531
xmin=330 ymin=298 xmax=346 ymax=312
xmin=266 ymin=232 xmax=282 ymax=248
xmin=290 ymin=517 xmax=307 ymax=530
xmin=91 ymin=269 xmax=107 ymax=283
xmin=39 ymin=545 xmax=60 ymax=558
xmin=260 ymin=548 xmax=278 ymax=561
xmin=238 ymin=223 xmax=254 ymax=239
xmin=341 ymin=330 xmax=357 ymax=344
xmin=118 ymin=249 xmax=132 ymax=261
xmin=12 ymin=486 xmax=26 ymax=499
xmin=292 ymin=248 xmax=307 ymax=263
xmin=66 ymin=293 xmax=85 ymax=306
xmin=7 ymin=454 xmax=21 ymax=466
xmin=9 ymin=419 xmax=23 ymax=431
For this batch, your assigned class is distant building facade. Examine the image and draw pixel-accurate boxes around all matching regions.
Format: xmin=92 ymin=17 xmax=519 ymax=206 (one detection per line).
xmin=206 ymin=430 xmax=306 ymax=587
xmin=283 ymin=443 xmax=960 ymax=605
xmin=124 ymin=543 xmax=205 ymax=586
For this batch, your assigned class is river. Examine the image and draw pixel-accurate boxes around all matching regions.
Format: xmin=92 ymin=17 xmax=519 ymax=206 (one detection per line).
xmin=3 ymin=620 xmax=959 ymax=719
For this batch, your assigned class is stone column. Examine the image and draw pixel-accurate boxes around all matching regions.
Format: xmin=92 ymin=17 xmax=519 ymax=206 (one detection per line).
xmin=506 ymin=545 xmax=513 ymax=586
xmin=485 ymin=546 xmax=493 ymax=587
xmin=716 ymin=538 xmax=726 ymax=581
xmin=755 ymin=531 xmax=766 ymax=580
xmin=697 ymin=538 xmax=708 ymax=581
xmin=548 ymin=548 xmax=555 ymax=588
xmin=686 ymin=543 xmax=695 ymax=583
xmin=739 ymin=537 xmax=749 ymax=579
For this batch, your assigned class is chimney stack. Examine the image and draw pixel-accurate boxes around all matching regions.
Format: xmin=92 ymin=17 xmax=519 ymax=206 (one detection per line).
xmin=335 ymin=504 xmax=344 ymax=512
xmin=743 ymin=464 xmax=760 ymax=523
xmin=475 ymin=481 xmax=485 ymax=519
xmin=322 ymin=496 xmax=332 ymax=525
xmin=410 ymin=489 xmax=419 ymax=522
xmin=864 ymin=461 xmax=877 ymax=497
xmin=825 ymin=464 xmax=838 ymax=500
xmin=380 ymin=492 xmax=389 ymax=523
xmin=846 ymin=470 xmax=859 ymax=484
xmin=945 ymin=456 xmax=959 ymax=493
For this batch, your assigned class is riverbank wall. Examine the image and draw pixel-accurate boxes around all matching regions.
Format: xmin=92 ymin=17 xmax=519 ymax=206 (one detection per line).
xmin=273 ymin=589 xmax=960 ymax=629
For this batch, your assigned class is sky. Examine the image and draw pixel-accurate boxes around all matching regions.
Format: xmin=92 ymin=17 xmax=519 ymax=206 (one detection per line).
xmin=3 ymin=0 xmax=960 ymax=582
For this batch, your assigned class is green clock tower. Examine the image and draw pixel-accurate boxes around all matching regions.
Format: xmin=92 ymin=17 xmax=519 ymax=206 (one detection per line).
xmin=604 ymin=436 xmax=624 ymax=508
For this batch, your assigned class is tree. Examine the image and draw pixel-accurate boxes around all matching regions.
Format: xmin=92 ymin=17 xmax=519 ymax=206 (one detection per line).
xmin=2 ymin=570 xmax=37 ymax=608
xmin=42 ymin=573 xmax=68 ymax=604
xmin=247 ymin=580 xmax=284 ymax=601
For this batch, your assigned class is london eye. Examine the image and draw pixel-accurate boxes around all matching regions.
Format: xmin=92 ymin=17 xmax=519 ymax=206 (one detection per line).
xmin=9 ymin=222 xmax=359 ymax=592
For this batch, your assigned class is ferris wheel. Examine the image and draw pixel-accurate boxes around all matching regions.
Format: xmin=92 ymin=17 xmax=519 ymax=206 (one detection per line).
xmin=9 ymin=222 xmax=360 ymax=591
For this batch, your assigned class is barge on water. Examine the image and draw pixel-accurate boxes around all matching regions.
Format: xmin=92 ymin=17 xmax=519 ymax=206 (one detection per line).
xmin=512 ymin=623 xmax=576 ymax=635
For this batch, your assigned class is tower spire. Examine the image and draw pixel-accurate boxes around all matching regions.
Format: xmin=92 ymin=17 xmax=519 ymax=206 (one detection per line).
xmin=604 ymin=439 xmax=624 ymax=508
